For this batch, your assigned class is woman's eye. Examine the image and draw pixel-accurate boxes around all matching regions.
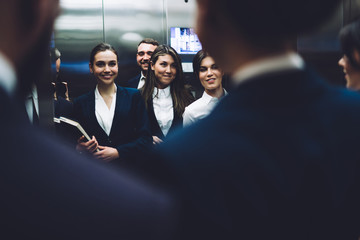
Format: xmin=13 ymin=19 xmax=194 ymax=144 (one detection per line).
xmin=109 ymin=62 xmax=117 ymax=67
xmin=211 ymin=65 xmax=219 ymax=69
xmin=96 ymin=63 xmax=104 ymax=67
xmin=199 ymin=67 xmax=207 ymax=72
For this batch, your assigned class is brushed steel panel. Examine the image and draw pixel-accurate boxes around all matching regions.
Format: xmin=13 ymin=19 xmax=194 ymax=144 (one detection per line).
xmin=103 ymin=0 xmax=166 ymax=86
xmin=54 ymin=0 xmax=104 ymax=98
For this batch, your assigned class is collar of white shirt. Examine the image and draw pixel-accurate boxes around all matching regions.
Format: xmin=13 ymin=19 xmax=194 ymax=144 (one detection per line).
xmin=153 ymin=85 xmax=171 ymax=99
xmin=201 ymin=89 xmax=228 ymax=105
xmin=0 ymin=51 xmax=17 ymax=95
xmin=137 ymin=72 xmax=146 ymax=89
xmin=232 ymin=52 xmax=305 ymax=86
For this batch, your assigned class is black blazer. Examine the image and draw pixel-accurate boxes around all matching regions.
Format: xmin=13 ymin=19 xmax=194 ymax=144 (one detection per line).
xmin=125 ymin=73 xmax=141 ymax=89
xmin=54 ymin=96 xmax=76 ymax=144
xmin=73 ymin=85 xmax=152 ymax=162
xmin=146 ymin=98 xmax=183 ymax=140
xmin=148 ymin=67 xmax=360 ymax=240
xmin=0 ymin=86 xmax=175 ymax=239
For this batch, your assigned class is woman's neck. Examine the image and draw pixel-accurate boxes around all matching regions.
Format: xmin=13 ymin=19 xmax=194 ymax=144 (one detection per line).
xmin=205 ymin=86 xmax=224 ymax=99
xmin=97 ymin=82 xmax=116 ymax=96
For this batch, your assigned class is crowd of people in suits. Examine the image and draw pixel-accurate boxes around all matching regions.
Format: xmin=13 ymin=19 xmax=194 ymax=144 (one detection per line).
xmin=3 ymin=0 xmax=360 ymax=239
xmin=55 ymin=40 xmax=227 ymax=163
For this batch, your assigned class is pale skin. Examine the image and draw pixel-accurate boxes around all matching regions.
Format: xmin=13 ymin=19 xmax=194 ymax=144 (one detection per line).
xmin=338 ymin=50 xmax=360 ymax=91
xmin=150 ymin=54 xmax=177 ymax=145
xmin=76 ymin=50 xmax=120 ymax=162
xmin=199 ymin=56 xmax=225 ymax=99
xmin=137 ymin=43 xmax=157 ymax=76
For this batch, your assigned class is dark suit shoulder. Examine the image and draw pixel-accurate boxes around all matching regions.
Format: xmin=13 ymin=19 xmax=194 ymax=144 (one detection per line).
xmin=73 ymin=90 xmax=94 ymax=105
xmin=117 ymin=84 xmax=141 ymax=95
xmin=125 ymin=74 xmax=141 ymax=88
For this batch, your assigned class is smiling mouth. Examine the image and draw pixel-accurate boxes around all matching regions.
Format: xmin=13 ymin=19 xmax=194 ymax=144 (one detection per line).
xmin=206 ymin=78 xmax=216 ymax=82
xmin=101 ymin=75 xmax=114 ymax=79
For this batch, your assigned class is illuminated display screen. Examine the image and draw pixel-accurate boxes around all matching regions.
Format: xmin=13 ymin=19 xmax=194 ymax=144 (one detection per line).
xmin=170 ymin=27 xmax=202 ymax=54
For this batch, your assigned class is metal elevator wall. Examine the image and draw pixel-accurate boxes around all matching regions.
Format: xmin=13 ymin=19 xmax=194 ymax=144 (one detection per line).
xmin=54 ymin=0 xmax=196 ymax=99
xmin=54 ymin=0 xmax=360 ymax=99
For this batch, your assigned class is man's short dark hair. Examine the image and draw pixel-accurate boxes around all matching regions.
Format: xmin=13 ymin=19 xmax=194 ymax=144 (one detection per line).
xmin=138 ymin=38 xmax=159 ymax=47
xmin=214 ymin=0 xmax=341 ymax=44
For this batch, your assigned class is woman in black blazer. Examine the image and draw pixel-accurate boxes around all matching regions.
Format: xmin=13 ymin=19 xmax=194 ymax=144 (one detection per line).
xmin=74 ymin=43 xmax=152 ymax=163
xmin=141 ymin=45 xmax=194 ymax=145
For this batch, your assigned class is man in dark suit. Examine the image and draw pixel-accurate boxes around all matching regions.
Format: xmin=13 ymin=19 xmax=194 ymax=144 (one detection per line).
xmin=0 ymin=1 xmax=175 ymax=239
xmin=147 ymin=0 xmax=360 ymax=239
xmin=126 ymin=38 xmax=159 ymax=89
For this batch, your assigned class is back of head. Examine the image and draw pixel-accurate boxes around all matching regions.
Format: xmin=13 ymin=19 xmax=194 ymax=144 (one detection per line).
xmin=212 ymin=0 xmax=341 ymax=44
xmin=339 ymin=18 xmax=360 ymax=69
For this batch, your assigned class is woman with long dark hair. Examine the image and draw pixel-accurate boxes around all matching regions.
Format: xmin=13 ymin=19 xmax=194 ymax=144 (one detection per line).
xmin=183 ymin=50 xmax=227 ymax=127
xmin=141 ymin=44 xmax=194 ymax=144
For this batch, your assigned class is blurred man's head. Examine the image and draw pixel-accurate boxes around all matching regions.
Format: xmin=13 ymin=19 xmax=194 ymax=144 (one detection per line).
xmin=195 ymin=0 xmax=341 ymax=72
xmin=136 ymin=38 xmax=159 ymax=75
xmin=0 ymin=0 xmax=60 ymax=97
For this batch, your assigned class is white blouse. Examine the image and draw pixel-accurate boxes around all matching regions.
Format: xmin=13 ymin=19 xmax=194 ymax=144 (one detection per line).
xmin=152 ymin=86 xmax=173 ymax=136
xmin=183 ymin=89 xmax=228 ymax=127
xmin=95 ymin=85 xmax=117 ymax=136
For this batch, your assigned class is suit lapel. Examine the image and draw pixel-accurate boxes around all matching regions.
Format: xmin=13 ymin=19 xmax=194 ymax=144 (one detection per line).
xmin=85 ymin=90 xmax=108 ymax=138
xmin=108 ymin=86 xmax=125 ymax=138
xmin=148 ymin=98 xmax=165 ymax=139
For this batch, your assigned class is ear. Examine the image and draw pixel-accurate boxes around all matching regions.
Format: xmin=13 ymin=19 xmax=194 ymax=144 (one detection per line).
xmin=353 ymin=49 xmax=360 ymax=66
xmin=21 ymin=0 xmax=59 ymax=41
xmin=18 ymin=0 xmax=60 ymax=53
xmin=151 ymin=62 xmax=155 ymax=71
xmin=89 ymin=63 xmax=93 ymax=73
xmin=194 ymin=0 xmax=210 ymax=40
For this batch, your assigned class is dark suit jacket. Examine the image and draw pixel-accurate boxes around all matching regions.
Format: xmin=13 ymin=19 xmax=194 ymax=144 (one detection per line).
xmin=148 ymin=68 xmax=360 ymax=240
xmin=0 ymin=86 xmax=175 ymax=239
xmin=54 ymin=96 xmax=77 ymax=144
xmin=126 ymin=73 xmax=141 ymax=89
xmin=146 ymin=98 xmax=183 ymax=140
xmin=73 ymin=85 xmax=152 ymax=163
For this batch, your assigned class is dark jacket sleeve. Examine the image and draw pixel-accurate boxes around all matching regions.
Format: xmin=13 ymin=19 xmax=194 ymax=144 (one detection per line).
xmin=115 ymin=90 xmax=152 ymax=161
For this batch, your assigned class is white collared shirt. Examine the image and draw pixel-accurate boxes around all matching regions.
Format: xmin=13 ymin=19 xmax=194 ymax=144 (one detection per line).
xmin=152 ymin=86 xmax=173 ymax=136
xmin=25 ymin=84 xmax=39 ymax=123
xmin=0 ymin=51 xmax=17 ymax=96
xmin=232 ymin=52 xmax=305 ymax=86
xmin=95 ymin=84 xmax=117 ymax=136
xmin=137 ymin=72 xmax=146 ymax=89
xmin=183 ymin=89 xmax=228 ymax=127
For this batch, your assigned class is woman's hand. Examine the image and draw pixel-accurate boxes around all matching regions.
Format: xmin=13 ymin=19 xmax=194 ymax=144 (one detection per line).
xmin=93 ymin=146 xmax=119 ymax=162
xmin=152 ymin=136 xmax=163 ymax=145
xmin=76 ymin=135 xmax=98 ymax=153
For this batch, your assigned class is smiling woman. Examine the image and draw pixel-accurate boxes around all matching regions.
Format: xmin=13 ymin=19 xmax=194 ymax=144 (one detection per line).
xmin=140 ymin=44 xmax=194 ymax=144
xmin=72 ymin=43 xmax=152 ymax=164
xmin=183 ymin=50 xmax=227 ymax=127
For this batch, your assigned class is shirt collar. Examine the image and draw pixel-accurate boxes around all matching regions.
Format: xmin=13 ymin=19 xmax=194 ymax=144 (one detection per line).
xmin=0 ymin=51 xmax=17 ymax=95
xmin=201 ymin=89 xmax=228 ymax=105
xmin=95 ymin=84 xmax=117 ymax=99
xmin=232 ymin=52 xmax=305 ymax=86
xmin=153 ymin=85 xmax=171 ymax=99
